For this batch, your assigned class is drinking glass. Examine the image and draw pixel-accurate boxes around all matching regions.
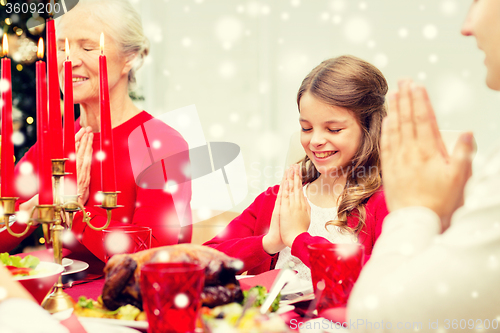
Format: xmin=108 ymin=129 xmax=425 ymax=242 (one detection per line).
xmin=308 ymin=243 xmax=364 ymax=313
xmin=102 ymin=225 xmax=152 ymax=262
xmin=140 ymin=263 xmax=205 ymax=333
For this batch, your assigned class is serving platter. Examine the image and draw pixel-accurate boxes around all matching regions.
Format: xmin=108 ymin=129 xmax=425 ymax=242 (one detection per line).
xmin=76 ymin=300 xmax=295 ymax=332
xmin=79 ymin=317 xmax=148 ymax=332
xmin=72 ymin=271 xmax=299 ymax=332
xmin=53 ymin=308 xmax=148 ymax=332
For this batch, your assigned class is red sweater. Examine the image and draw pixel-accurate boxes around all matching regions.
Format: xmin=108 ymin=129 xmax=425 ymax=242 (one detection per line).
xmin=3 ymin=111 xmax=192 ymax=260
xmin=204 ymin=185 xmax=388 ymax=275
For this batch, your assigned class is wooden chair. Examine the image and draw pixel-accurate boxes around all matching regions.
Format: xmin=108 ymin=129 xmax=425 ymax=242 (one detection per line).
xmin=191 ymin=210 xmax=239 ymax=245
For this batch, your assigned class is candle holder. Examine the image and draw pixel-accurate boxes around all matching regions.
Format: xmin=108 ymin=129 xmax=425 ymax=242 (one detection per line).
xmin=0 ymin=197 xmax=31 ymax=237
xmin=2 ymin=159 xmax=121 ymax=313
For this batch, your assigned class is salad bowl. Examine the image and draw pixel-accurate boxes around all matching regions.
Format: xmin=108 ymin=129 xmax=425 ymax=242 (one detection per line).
xmin=13 ymin=261 xmax=64 ymax=304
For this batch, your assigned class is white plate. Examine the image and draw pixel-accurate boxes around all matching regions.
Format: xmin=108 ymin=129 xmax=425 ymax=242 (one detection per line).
xmin=62 ymin=258 xmax=74 ymax=267
xmin=62 ymin=259 xmax=89 ymax=276
xmin=237 ymin=274 xmax=313 ymax=297
xmin=299 ymin=318 xmax=349 ymax=332
xmin=281 ymin=275 xmax=313 ymax=296
xmin=79 ymin=318 xmax=147 ymax=332
xmin=80 ymin=320 xmax=143 ymax=333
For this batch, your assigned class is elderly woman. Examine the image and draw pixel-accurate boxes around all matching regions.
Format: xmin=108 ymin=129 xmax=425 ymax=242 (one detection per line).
xmin=2 ymin=0 xmax=192 ymax=262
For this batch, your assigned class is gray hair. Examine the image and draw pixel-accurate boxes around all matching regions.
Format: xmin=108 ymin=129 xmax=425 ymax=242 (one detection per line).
xmin=58 ymin=0 xmax=150 ymax=91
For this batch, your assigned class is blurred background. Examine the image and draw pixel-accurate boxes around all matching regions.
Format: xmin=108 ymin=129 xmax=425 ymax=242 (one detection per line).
xmin=132 ymin=0 xmax=496 ymax=212
xmin=2 ymin=0 xmax=497 ymax=247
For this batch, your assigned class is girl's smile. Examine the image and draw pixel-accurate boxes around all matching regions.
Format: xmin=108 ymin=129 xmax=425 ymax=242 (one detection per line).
xmin=312 ymin=150 xmax=338 ymax=160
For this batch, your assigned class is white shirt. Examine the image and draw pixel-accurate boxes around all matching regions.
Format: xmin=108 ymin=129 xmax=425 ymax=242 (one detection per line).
xmin=348 ymin=140 xmax=500 ymax=332
xmin=275 ymin=185 xmax=356 ymax=280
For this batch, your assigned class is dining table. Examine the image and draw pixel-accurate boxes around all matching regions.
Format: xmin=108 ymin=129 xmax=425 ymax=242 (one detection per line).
xmin=16 ymin=249 xmax=349 ymax=333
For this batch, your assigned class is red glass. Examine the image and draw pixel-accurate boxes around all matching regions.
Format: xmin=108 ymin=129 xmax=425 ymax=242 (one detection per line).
xmin=102 ymin=226 xmax=151 ymax=262
xmin=140 ymin=263 xmax=205 ymax=333
xmin=308 ymin=243 xmax=364 ymax=313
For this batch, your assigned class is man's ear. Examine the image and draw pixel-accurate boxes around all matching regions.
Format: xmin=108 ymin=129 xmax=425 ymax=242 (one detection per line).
xmin=121 ymin=53 xmax=137 ymax=76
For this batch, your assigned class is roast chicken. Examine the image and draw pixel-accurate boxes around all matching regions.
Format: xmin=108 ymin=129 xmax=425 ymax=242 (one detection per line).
xmin=101 ymin=244 xmax=244 ymax=310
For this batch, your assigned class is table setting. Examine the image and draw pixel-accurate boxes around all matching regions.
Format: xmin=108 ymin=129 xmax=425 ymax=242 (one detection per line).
xmin=0 ymin=9 xmax=363 ymax=333
xmin=2 ymin=236 xmax=365 ymax=333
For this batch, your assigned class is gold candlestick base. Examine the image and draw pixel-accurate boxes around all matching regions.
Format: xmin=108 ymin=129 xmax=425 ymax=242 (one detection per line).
xmin=3 ymin=162 xmax=124 ymax=313
xmin=41 ymin=283 xmax=76 ymax=314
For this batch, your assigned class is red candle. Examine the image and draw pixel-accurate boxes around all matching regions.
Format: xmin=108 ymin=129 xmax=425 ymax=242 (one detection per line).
xmin=36 ymin=38 xmax=52 ymax=205
xmin=46 ymin=18 xmax=63 ymax=161
xmin=63 ymin=39 xmax=77 ymax=196
xmin=99 ymin=33 xmax=116 ymax=192
xmin=1 ymin=34 xmax=14 ymax=198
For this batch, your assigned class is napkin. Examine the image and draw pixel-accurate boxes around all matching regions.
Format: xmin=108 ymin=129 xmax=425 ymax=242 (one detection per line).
xmin=0 ymin=299 xmax=71 ymax=333
xmin=320 ymin=307 xmax=347 ymax=325
xmin=238 ymin=269 xmax=283 ymax=291
xmin=60 ymin=314 xmax=89 ymax=333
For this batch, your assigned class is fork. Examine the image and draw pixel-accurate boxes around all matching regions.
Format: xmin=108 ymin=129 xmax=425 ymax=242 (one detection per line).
xmin=234 ymin=289 xmax=259 ymax=328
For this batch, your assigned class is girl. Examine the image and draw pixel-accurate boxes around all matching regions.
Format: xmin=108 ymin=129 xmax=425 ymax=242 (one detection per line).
xmin=204 ymin=55 xmax=389 ymax=279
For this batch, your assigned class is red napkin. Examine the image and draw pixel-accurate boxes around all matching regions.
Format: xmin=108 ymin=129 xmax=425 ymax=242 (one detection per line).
xmin=238 ymin=269 xmax=282 ymax=291
xmin=60 ymin=314 xmax=88 ymax=333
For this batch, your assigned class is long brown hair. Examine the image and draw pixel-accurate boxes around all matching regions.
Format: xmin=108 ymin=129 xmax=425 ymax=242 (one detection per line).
xmin=297 ymin=55 xmax=387 ymax=235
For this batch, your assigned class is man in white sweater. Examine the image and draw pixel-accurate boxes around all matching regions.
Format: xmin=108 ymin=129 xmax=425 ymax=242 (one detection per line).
xmin=348 ymin=1 xmax=500 ymax=332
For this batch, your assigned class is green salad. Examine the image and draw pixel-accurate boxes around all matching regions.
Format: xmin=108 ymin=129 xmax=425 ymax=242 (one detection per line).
xmin=0 ymin=252 xmax=40 ymax=268
xmin=1 ymin=252 xmax=41 ymax=276
xmin=242 ymin=285 xmax=280 ymax=312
